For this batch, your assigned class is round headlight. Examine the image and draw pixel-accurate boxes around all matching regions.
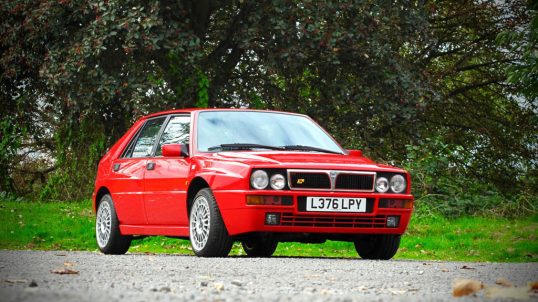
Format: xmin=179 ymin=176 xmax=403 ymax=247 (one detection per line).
xmin=270 ymin=174 xmax=286 ymax=190
xmin=376 ymin=177 xmax=389 ymax=193
xmin=250 ymin=170 xmax=269 ymax=189
xmin=390 ymin=174 xmax=407 ymax=193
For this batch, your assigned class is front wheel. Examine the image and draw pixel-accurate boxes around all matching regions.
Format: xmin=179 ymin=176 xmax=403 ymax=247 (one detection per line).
xmin=242 ymin=237 xmax=278 ymax=257
xmin=189 ymin=188 xmax=233 ymax=257
xmin=96 ymin=194 xmax=132 ymax=254
xmin=354 ymin=234 xmax=401 ymax=260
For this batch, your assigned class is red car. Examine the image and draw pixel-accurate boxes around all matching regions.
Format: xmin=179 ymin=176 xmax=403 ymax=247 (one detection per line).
xmin=93 ymin=109 xmax=413 ymax=259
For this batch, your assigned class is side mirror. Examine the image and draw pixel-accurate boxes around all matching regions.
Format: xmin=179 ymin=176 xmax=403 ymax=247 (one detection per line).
xmin=162 ymin=144 xmax=189 ymax=157
xmin=348 ymin=149 xmax=362 ymax=157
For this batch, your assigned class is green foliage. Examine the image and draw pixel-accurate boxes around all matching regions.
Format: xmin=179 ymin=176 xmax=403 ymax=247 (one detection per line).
xmin=0 ymin=0 xmax=536 ymax=206
xmin=497 ymin=1 xmax=538 ymax=101
xmin=0 ymin=118 xmax=23 ymax=192
xmin=0 ymin=191 xmax=23 ymax=202
xmin=1 ymin=200 xmax=536 ymax=262
xmin=196 ymin=71 xmax=210 ymax=108
xmin=405 ymin=137 xmax=537 ymax=218
xmin=40 ymin=119 xmax=106 ymax=201
xmin=408 ymin=0 xmax=537 ymax=195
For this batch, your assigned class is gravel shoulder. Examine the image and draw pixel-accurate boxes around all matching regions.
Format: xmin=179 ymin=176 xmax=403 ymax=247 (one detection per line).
xmin=0 ymin=250 xmax=537 ymax=301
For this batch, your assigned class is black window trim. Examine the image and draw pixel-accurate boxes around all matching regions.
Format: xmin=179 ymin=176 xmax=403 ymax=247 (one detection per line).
xmin=152 ymin=114 xmax=191 ymax=158
xmin=120 ymin=115 xmax=169 ymax=159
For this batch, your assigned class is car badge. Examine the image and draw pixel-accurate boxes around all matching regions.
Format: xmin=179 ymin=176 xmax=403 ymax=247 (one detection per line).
xmin=330 ymin=171 xmax=337 ymax=181
xmin=297 ymin=179 xmax=305 ymax=184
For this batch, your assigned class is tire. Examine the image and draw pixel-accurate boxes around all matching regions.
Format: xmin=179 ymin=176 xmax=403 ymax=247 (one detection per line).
xmin=354 ymin=234 xmax=401 ymax=260
xmin=189 ymin=188 xmax=233 ymax=257
xmin=96 ymin=194 xmax=132 ymax=254
xmin=242 ymin=237 xmax=278 ymax=257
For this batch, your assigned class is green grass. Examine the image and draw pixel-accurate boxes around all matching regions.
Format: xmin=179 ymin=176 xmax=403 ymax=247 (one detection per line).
xmin=1 ymin=200 xmax=537 ymax=262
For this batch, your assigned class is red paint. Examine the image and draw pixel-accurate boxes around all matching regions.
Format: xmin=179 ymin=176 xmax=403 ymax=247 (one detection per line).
xmin=93 ymin=109 xmax=414 ymax=239
xmin=143 ymin=156 xmax=190 ymax=225
xmin=161 ymin=144 xmax=184 ymax=157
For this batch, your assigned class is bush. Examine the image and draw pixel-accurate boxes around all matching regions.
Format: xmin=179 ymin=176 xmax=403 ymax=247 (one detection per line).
xmin=404 ymin=138 xmax=537 ymax=218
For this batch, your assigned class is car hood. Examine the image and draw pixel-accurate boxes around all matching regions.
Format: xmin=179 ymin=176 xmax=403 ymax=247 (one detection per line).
xmin=201 ymin=151 xmax=405 ymax=173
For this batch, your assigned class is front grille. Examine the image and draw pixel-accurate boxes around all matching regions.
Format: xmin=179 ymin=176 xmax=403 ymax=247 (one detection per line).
xmin=289 ymin=172 xmax=330 ymax=189
xmin=280 ymin=213 xmax=387 ymax=228
xmin=335 ymin=174 xmax=374 ymax=190
xmin=288 ymin=170 xmax=376 ymax=192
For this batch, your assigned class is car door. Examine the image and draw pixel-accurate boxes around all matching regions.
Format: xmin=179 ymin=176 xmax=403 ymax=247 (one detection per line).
xmin=109 ymin=116 xmax=167 ymax=225
xmin=143 ymin=115 xmax=191 ymax=226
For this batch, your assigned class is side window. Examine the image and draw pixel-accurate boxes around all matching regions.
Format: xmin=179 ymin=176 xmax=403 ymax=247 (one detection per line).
xmin=155 ymin=115 xmax=190 ymax=156
xmin=125 ymin=117 xmax=166 ymax=158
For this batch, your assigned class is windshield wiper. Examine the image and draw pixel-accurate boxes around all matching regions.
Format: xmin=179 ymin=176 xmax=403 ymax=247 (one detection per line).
xmin=208 ymin=143 xmax=284 ymax=151
xmin=281 ymin=145 xmax=343 ymax=154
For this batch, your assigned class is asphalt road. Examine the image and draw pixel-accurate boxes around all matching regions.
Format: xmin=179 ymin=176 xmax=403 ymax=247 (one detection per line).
xmin=0 ymin=250 xmax=536 ymax=301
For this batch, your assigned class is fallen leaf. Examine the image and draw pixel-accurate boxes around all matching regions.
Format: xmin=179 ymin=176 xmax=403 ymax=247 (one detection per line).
xmin=197 ymin=275 xmax=212 ymax=280
xmin=4 ymin=278 xmax=29 ymax=284
xmin=485 ymin=286 xmax=530 ymax=300
xmin=213 ymin=282 xmax=224 ymax=291
xmin=460 ymin=265 xmax=475 ymax=270
xmin=441 ymin=268 xmax=450 ymax=272
xmin=529 ymin=281 xmax=538 ymax=291
xmin=63 ymin=261 xmax=75 ymax=267
xmin=51 ymin=268 xmax=79 ymax=275
xmin=54 ymin=254 xmax=67 ymax=257
xmin=453 ymin=279 xmax=484 ymax=297
xmin=495 ymin=278 xmax=513 ymax=287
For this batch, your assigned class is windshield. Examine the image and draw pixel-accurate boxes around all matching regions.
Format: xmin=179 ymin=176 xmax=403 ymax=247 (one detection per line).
xmin=197 ymin=111 xmax=344 ymax=154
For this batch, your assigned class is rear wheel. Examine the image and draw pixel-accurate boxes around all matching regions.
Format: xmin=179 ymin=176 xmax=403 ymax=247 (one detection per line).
xmin=96 ymin=194 xmax=132 ymax=254
xmin=242 ymin=237 xmax=278 ymax=257
xmin=354 ymin=234 xmax=400 ymax=260
xmin=189 ymin=188 xmax=233 ymax=257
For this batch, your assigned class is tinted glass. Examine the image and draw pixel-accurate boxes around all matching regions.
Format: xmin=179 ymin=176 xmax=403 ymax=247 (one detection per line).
xmin=197 ymin=111 xmax=343 ymax=153
xmin=129 ymin=117 xmax=166 ymax=158
xmin=155 ymin=115 xmax=190 ymax=156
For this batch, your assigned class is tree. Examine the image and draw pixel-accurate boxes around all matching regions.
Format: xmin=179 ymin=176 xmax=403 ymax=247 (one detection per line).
xmin=0 ymin=0 xmax=535 ymax=200
xmin=408 ymin=0 xmax=536 ymax=194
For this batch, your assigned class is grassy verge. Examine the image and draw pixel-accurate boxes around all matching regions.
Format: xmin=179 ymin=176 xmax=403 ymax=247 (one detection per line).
xmin=1 ymin=200 xmax=536 ymax=262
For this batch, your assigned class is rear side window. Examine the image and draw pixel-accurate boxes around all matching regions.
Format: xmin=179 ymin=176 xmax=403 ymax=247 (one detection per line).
xmin=123 ymin=117 xmax=166 ymax=158
xmin=155 ymin=115 xmax=190 ymax=156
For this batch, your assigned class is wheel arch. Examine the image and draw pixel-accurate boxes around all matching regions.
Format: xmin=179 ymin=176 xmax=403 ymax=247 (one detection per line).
xmin=94 ymin=186 xmax=111 ymax=212
xmin=187 ymin=177 xmax=210 ymax=216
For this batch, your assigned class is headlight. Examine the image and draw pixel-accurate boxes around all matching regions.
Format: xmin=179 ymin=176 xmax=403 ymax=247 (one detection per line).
xmin=390 ymin=174 xmax=406 ymax=193
xmin=250 ymin=170 xmax=269 ymax=189
xmin=270 ymin=174 xmax=286 ymax=190
xmin=375 ymin=177 xmax=389 ymax=193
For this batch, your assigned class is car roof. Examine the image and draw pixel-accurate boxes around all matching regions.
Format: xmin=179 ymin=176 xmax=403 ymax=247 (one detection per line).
xmin=142 ymin=108 xmax=303 ymax=120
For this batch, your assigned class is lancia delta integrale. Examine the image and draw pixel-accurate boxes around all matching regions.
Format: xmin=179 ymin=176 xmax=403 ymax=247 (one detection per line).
xmin=93 ymin=109 xmax=414 ymax=259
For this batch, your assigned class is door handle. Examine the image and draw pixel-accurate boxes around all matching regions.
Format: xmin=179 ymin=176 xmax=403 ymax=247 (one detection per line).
xmin=113 ymin=163 xmax=121 ymax=172
xmin=146 ymin=162 xmax=155 ymax=170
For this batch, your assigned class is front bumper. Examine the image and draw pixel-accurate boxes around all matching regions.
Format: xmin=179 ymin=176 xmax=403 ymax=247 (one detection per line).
xmin=213 ymin=190 xmax=414 ymax=236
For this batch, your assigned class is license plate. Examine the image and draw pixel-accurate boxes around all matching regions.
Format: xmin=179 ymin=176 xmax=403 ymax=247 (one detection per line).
xmin=306 ymin=197 xmax=366 ymax=213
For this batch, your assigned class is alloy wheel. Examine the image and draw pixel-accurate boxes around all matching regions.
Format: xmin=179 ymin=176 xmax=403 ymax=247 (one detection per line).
xmin=96 ymin=201 xmax=112 ymax=248
xmin=190 ymin=196 xmax=211 ymax=251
